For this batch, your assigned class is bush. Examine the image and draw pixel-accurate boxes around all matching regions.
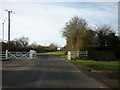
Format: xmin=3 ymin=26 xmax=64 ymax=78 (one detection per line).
xmin=88 ymin=50 xmax=116 ymax=61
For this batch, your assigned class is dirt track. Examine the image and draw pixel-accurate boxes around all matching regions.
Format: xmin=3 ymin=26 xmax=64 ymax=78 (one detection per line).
xmin=2 ymin=53 xmax=108 ymax=88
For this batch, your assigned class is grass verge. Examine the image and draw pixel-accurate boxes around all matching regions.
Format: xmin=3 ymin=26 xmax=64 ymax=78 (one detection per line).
xmin=70 ymin=59 xmax=119 ymax=71
xmin=47 ymin=51 xmax=68 ymax=60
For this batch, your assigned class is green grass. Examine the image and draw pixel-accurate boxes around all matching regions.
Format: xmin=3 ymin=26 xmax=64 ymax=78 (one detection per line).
xmin=47 ymin=51 xmax=65 ymax=55
xmin=47 ymin=51 xmax=68 ymax=60
xmin=70 ymin=59 xmax=120 ymax=71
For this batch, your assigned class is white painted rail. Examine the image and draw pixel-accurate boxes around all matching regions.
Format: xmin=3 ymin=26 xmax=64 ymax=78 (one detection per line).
xmin=0 ymin=52 xmax=6 ymax=59
xmin=68 ymin=51 xmax=88 ymax=60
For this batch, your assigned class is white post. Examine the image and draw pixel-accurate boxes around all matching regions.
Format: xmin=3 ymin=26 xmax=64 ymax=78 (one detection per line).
xmin=68 ymin=51 xmax=71 ymax=60
xmin=29 ymin=50 xmax=37 ymax=59
xmin=6 ymin=50 xmax=8 ymax=59
xmin=29 ymin=50 xmax=33 ymax=59
xmin=77 ymin=51 xmax=79 ymax=57
xmin=33 ymin=51 xmax=37 ymax=59
xmin=86 ymin=51 xmax=88 ymax=56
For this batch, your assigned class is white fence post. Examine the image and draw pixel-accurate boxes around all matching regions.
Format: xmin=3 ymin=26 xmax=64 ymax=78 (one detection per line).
xmin=29 ymin=50 xmax=37 ymax=59
xmin=77 ymin=51 xmax=79 ymax=57
xmin=68 ymin=51 xmax=71 ymax=60
xmin=29 ymin=50 xmax=33 ymax=59
xmin=86 ymin=51 xmax=88 ymax=57
xmin=5 ymin=50 xmax=8 ymax=59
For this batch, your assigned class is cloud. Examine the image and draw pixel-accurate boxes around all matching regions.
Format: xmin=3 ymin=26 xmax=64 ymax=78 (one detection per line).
xmin=0 ymin=2 xmax=118 ymax=46
xmin=0 ymin=0 xmax=119 ymax=2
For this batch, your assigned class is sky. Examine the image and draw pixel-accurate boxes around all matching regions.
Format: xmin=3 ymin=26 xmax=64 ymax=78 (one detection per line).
xmin=0 ymin=0 xmax=119 ymax=47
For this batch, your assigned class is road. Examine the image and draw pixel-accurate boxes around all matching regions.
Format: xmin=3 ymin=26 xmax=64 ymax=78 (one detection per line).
xmin=2 ymin=53 xmax=107 ymax=88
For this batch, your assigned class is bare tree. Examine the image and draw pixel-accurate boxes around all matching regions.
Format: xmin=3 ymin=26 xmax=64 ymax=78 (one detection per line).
xmin=95 ymin=24 xmax=115 ymax=48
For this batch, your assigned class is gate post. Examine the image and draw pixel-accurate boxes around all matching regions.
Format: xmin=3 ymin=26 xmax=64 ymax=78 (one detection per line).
xmin=68 ymin=51 xmax=71 ymax=60
xmin=29 ymin=50 xmax=37 ymax=59
xmin=29 ymin=50 xmax=33 ymax=59
xmin=86 ymin=51 xmax=88 ymax=56
xmin=77 ymin=51 xmax=79 ymax=58
xmin=6 ymin=50 xmax=8 ymax=59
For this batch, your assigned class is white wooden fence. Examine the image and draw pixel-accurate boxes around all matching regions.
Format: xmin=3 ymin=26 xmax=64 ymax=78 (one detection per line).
xmin=0 ymin=52 xmax=6 ymax=59
xmin=68 ymin=51 xmax=88 ymax=60
xmin=0 ymin=50 xmax=37 ymax=60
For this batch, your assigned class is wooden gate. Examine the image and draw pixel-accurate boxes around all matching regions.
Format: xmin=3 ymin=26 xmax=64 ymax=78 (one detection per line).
xmin=68 ymin=51 xmax=88 ymax=60
xmin=0 ymin=50 xmax=37 ymax=60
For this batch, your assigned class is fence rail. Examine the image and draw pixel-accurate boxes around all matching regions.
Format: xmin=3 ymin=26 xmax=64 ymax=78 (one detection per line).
xmin=68 ymin=51 xmax=88 ymax=60
xmin=0 ymin=52 xmax=6 ymax=59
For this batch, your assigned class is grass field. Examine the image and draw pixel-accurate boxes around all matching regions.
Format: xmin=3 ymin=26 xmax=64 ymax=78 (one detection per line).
xmin=47 ymin=51 xmax=65 ymax=55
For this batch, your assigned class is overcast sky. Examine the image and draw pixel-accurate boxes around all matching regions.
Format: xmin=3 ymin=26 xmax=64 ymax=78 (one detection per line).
xmin=0 ymin=0 xmax=118 ymax=46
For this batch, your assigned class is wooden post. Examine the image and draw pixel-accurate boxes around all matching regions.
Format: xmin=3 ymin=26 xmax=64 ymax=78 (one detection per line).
xmin=33 ymin=51 xmax=37 ymax=59
xmin=6 ymin=50 xmax=8 ymax=59
xmin=77 ymin=51 xmax=79 ymax=58
xmin=68 ymin=51 xmax=71 ymax=60
xmin=86 ymin=51 xmax=88 ymax=56
xmin=29 ymin=50 xmax=33 ymax=59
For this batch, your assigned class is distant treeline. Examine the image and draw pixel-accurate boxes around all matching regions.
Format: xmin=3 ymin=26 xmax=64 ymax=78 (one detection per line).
xmin=1 ymin=36 xmax=58 ymax=52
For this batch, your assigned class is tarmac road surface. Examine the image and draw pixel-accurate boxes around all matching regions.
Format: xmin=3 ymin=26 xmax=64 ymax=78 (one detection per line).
xmin=2 ymin=53 xmax=107 ymax=88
